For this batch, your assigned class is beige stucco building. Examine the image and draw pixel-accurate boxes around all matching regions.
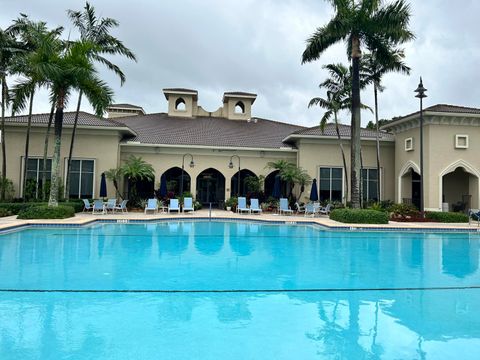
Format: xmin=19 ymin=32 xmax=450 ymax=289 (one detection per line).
xmin=1 ymin=89 xmax=478 ymax=211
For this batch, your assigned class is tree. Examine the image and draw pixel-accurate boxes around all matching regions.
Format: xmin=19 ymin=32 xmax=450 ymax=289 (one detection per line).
xmin=36 ymin=39 xmax=114 ymax=206
xmin=302 ymin=0 xmax=414 ymax=208
xmin=363 ymin=48 xmax=410 ymax=200
xmin=10 ymin=16 xmax=63 ymax=199
xmin=0 ymin=23 xmax=24 ymax=200
xmin=309 ymin=62 xmax=371 ymax=204
xmin=104 ymin=167 xmax=123 ymax=199
xmin=121 ymin=155 xmax=155 ymax=204
xmin=295 ymin=168 xmax=312 ymax=201
xmin=267 ymin=160 xmax=311 ymax=200
xmin=64 ymin=2 xmax=136 ymax=199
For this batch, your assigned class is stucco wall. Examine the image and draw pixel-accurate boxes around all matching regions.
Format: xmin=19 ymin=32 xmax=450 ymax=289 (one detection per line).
xmin=297 ymin=138 xmax=395 ymax=203
xmin=1 ymin=124 xmax=122 ymax=198
xmin=119 ymin=145 xmax=297 ymax=202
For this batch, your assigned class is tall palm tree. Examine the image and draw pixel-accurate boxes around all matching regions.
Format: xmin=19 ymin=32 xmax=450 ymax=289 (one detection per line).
xmin=363 ymin=48 xmax=410 ymax=200
xmin=302 ymin=0 xmax=414 ymax=208
xmin=0 ymin=23 xmax=24 ymax=200
xmin=10 ymin=16 xmax=63 ymax=199
xmin=64 ymin=2 xmax=137 ymax=199
xmin=41 ymin=99 xmax=55 ymax=200
xmin=104 ymin=167 xmax=123 ymax=199
xmin=309 ymin=63 xmax=371 ymax=204
xmin=31 ymin=38 xmax=114 ymax=206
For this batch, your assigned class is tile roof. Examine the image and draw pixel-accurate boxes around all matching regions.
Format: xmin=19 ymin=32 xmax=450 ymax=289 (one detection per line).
xmin=162 ymin=88 xmax=198 ymax=93
xmin=384 ymin=104 xmax=480 ymax=128
xmin=223 ymin=91 xmax=257 ymax=97
xmin=289 ymin=123 xmax=394 ymax=141
xmin=116 ymin=113 xmax=304 ymax=149
xmin=4 ymin=111 xmax=128 ymax=128
xmin=107 ymin=103 xmax=144 ymax=110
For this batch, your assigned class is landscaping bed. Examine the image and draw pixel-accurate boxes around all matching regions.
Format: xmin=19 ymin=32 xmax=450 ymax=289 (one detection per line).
xmin=17 ymin=205 xmax=76 ymax=219
xmin=330 ymin=208 xmax=389 ymax=224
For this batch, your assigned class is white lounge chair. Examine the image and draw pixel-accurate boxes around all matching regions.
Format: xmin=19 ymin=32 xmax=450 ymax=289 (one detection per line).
xmin=279 ymin=198 xmax=293 ymax=215
xmin=168 ymin=199 xmax=180 ymax=213
xmin=92 ymin=200 xmax=105 ymax=215
xmin=145 ymin=198 xmax=158 ymax=214
xmin=82 ymin=199 xmax=93 ymax=212
xmin=114 ymin=199 xmax=128 ymax=213
xmin=105 ymin=198 xmax=117 ymax=213
xmin=183 ymin=197 xmax=194 ymax=213
xmin=250 ymin=199 xmax=262 ymax=214
xmin=318 ymin=203 xmax=333 ymax=215
xmin=237 ymin=197 xmax=251 ymax=214
xmin=295 ymin=202 xmax=305 ymax=214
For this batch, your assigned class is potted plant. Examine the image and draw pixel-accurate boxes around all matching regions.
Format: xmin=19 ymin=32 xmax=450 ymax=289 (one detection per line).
xmin=225 ymin=197 xmax=238 ymax=212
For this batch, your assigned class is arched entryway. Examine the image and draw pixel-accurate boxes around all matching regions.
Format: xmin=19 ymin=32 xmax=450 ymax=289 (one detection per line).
xmin=440 ymin=161 xmax=480 ymax=212
xmin=398 ymin=161 xmax=421 ymax=209
xmin=264 ymin=170 xmax=287 ymax=199
xmin=230 ymin=169 xmax=257 ymax=197
xmin=162 ymin=167 xmax=191 ymax=196
xmin=196 ymin=168 xmax=225 ymax=207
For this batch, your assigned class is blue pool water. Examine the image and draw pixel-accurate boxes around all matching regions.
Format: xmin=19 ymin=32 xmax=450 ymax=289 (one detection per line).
xmin=0 ymin=221 xmax=479 ymax=359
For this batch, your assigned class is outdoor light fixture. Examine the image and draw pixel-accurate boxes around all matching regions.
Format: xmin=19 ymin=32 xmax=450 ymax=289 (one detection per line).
xmin=414 ymin=77 xmax=427 ymax=216
xmin=180 ymin=153 xmax=194 ymax=196
xmin=228 ymin=155 xmax=241 ymax=196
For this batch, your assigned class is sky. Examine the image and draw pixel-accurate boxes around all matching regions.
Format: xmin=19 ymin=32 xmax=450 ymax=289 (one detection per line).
xmin=1 ymin=0 xmax=479 ymax=128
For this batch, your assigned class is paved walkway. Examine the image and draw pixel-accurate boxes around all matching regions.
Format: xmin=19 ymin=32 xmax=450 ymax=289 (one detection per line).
xmin=0 ymin=209 xmax=478 ymax=232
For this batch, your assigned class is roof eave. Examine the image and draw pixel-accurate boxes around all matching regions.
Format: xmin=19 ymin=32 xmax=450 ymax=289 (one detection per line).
xmin=120 ymin=142 xmax=297 ymax=152
xmin=282 ymin=134 xmax=394 ymax=143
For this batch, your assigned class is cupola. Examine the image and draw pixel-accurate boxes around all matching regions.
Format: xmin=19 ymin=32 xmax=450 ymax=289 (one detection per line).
xmin=222 ymin=92 xmax=257 ymax=120
xmin=163 ymin=88 xmax=198 ymax=117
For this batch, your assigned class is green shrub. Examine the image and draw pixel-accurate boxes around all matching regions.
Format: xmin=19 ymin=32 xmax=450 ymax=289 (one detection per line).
xmin=225 ymin=197 xmax=238 ymax=209
xmin=0 ymin=200 xmax=83 ymax=215
xmin=17 ymin=205 xmax=75 ymax=219
xmin=425 ymin=211 xmax=469 ymax=223
xmin=0 ymin=208 xmax=11 ymax=217
xmin=388 ymin=203 xmax=419 ymax=219
xmin=330 ymin=209 xmax=389 ymax=224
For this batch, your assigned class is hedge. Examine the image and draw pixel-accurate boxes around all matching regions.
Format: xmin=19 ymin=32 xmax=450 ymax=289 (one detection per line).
xmin=0 ymin=208 xmax=11 ymax=217
xmin=425 ymin=211 xmax=469 ymax=223
xmin=0 ymin=200 xmax=84 ymax=215
xmin=330 ymin=209 xmax=389 ymax=224
xmin=17 ymin=205 xmax=75 ymax=219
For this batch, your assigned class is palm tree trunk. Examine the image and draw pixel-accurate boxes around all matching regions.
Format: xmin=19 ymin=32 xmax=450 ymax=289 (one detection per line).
xmin=41 ymin=101 xmax=55 ymax=201
xmin=334 ymin=112 xmax=349 ymax=206
xmin=360 ymin=148 xmax=364 ymax=208
xmin=374 ymin=83 xmax=381 ymax=202
xmin=65 ymin=91 xmax=82 ymax=200
xmin=48 ymin=95 xmax=65 ymax=207
xmin=0 ymin=77 xmax=7 ymax=201
xmin=22 ymin=90 xmax=35 ymax=200
xmin=350 ymin=36 xmax=362 ymax=209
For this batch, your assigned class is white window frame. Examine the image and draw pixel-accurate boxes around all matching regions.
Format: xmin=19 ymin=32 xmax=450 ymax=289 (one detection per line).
xmin=318 ymin=166 xmax=344 ymax=202
xmin=64 ymin=158 xmax=96 ymax=199
xmin=405 ymin=137 xmax=414 ymax=151
xmin=20 ymin=156 xmax=53 ymax=198
xmin=455 ymin=134 xmax=469 ymax=149
xmin=361 ymin=167 xmax=382 ymax=202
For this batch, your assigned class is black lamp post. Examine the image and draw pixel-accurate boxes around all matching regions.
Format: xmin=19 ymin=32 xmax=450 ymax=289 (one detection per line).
xmin=180 ymin=153 xmax=194 ymax=196
xmin=415 ymin=77 xmax=427 ymax=216
xmin=228 ymin=155 xmax=241 ymax=196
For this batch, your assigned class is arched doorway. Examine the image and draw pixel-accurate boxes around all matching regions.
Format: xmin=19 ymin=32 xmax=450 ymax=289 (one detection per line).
xmin=162 ymin=167 xmax=191 ymax=196
xmin=441 ymin=164 xmax=479 ymax=212
xmin=264 ymin=170 xmax=287 ymax=198
xmin=398 ymin=162 xmax=421 ymax=209
xmin=196 ymin=168 xmax=225 ymax=207
xmin=230 ymin=169 xmax=257 ymax=197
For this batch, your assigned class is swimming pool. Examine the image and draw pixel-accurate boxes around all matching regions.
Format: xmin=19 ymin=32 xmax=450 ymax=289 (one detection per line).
xmin=0 ymin=221 xmax=479 ymax=359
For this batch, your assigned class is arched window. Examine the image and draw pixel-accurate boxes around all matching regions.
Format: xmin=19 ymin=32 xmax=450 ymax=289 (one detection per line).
xmin=175 ymin=97 xmax=186 ymax=111
xmin=234 ymin=101 xmax=245 ymax=114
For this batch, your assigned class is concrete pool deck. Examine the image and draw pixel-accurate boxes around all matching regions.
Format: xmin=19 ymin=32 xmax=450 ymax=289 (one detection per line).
xmin=0 ymin=209 xmax=478 ymax=232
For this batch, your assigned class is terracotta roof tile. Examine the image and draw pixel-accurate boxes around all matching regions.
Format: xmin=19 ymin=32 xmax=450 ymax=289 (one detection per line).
xmin=5 ymin=111 xmax=126 ymax=128
xmin=291 ymin=123 xmax=394 ymax=141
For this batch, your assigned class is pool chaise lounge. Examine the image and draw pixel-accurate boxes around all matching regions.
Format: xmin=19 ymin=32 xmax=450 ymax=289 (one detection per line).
xmin=145 ymin=199 xmax=158 ymax=214
xmin=279 ymin=198 xmax=293 ymax=215
xmin=168 ymin=199 xmax=180 ymax=213
xmin=237 ymin=197 xmax=251 ymax=214
xmin=250 ymin=199 xmax=262 ymax=214
xmin=183 ymin=197 xmax=194 ymax=213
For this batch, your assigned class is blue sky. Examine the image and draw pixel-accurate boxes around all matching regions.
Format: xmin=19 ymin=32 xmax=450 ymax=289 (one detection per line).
xmin=1 ymin=0 xmax=479 ymax=127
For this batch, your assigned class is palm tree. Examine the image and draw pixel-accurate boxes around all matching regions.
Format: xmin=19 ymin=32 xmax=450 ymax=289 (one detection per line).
xmin=41 ymin=100 xmax=55 ymax=200
xmin=363 ymin=48 xmax=410 ymax=200
xmin=121 ymin=155 xmax=155 ymax=204
xmin=309 ymin=63 xmax=371 ymax=204
xmin=10 ymin=16 xmax=63 ymax=199
xmin=104 ymin=167 xmax=123 ymax=199
xmin=0 ymin=23 xmax=24 ymax=200
xmin=295 ymin=168 xmax=312 ymax=201
xmin=64 ymin=2 xmax=137 ymax=199
xmin=33 ymin=38 xmax=114 ymax=206
xmin=302 ymin=0 xmax=414 ymax=208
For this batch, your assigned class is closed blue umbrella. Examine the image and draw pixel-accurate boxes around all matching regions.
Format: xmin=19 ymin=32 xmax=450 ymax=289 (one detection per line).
xmin=310 ymin=178 xmax=319 ymax=202
xmin=159 ymin=173 xmax=167 ymax=197
xmin=272 ymin=174 xmax=281 ymax=199
xmin=99 ymin=172 xmax=107 ymax=198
